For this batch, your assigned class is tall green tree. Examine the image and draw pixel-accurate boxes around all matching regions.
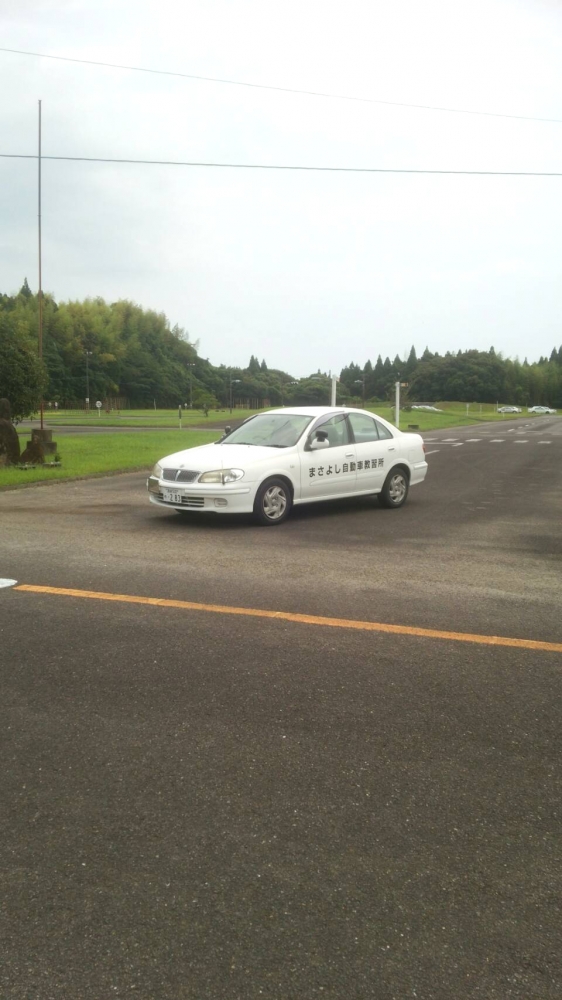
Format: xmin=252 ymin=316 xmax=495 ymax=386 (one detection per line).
xmin=0 ymin=312 xmax=48 ymax=420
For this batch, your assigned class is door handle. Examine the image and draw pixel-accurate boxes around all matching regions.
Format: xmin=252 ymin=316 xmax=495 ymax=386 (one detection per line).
xmin=345 ymin=452 xmax=354 ymax=457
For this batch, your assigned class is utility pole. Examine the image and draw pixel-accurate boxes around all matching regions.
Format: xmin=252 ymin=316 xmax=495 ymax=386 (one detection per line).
xmin=38 ymin=100 xmax=44 ymax=430
xmin=395 ymin=380 xmax=401 ymax=429
xmin=84 ymin=351 xmax=93 ymax=409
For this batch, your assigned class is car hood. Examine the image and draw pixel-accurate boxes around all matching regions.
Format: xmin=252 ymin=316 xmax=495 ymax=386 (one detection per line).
xmin=158 ymin=442 xmax=292 ymax=471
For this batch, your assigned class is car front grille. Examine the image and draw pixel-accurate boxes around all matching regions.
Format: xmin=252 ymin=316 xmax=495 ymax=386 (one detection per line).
xmin=162 ymin=468 xmax=200 ymax=483
xmin=157 ymin=492 xmax=205 ymax=508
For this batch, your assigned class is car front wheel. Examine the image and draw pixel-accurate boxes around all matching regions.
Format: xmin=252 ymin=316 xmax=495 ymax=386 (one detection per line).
xmin=253 ymin=477 xmax=292 ymax=526
xmin=378 ymin=468 xmax=409 ymax=508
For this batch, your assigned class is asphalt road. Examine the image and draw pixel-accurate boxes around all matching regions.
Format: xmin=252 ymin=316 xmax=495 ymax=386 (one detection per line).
xmin=1 ymin=417 xmax=561 ymax=999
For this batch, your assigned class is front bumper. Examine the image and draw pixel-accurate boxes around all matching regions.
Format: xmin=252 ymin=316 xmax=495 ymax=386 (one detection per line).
xmin=147 ymin=476 xmax=255 ymax=514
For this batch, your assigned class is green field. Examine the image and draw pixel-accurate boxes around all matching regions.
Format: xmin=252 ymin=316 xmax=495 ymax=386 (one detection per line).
xmin=24 ymin=402 xmax=550 ymax=432
xmin=26 ymin=407 xmax=259 ymax=428
xmin=372 ymin=403 xmax=545 ymax=432
xmin=0 ymin=430 xmax=218 ymax=490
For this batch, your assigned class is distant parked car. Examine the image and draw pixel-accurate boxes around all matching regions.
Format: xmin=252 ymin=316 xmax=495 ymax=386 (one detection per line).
xmin=497 ymin=406 xmax=521 ymax=413
xmin=528 ymin=405 xmax=557 ymax=414
xmin=411 ymin=405 xmax=444 ymax=412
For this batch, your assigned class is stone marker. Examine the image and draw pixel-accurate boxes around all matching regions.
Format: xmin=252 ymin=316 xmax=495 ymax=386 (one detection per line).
xmin=19 ymin=428 xmax=58 ymax=465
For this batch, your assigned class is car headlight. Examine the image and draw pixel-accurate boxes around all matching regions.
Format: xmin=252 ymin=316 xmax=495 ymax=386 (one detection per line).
xmin=199 ymin=469 xmax=244 ymax=484
xmin=152 ymin=462 xmax=163 ymax=478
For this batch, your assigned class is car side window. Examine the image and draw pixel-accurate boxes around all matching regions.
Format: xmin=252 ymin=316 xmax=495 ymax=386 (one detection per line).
xmin=348 ymin=413 xmax=379 ymax=443
xmin=374 ymin=419 xmax=393 ymax=440
xmin=308 ymin=413 xmax=350 ymax=448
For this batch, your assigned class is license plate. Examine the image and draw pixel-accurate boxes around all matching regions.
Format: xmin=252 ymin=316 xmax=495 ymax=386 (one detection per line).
xmin=162 ymin=488 xmax=184 ymax=504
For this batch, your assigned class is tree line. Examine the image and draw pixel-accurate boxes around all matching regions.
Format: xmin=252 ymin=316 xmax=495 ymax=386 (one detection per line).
xmin=1 ymin=281 xmax=561 ymax=421
xmin=339 ymin=345 xmax=562 ymax=408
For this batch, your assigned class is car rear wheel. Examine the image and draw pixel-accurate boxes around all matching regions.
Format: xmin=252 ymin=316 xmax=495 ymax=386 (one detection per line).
xmin=378 ymin=468 xmax=409 ymax=508
xmin=253 ymin=477 xmax=292 ymax=526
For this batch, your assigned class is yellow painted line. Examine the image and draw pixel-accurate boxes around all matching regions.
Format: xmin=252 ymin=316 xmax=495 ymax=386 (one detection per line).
xmin=14 ymin=584 xmax=562 ymax=654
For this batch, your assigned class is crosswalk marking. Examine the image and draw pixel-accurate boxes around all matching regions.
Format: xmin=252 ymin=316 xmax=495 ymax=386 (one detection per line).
xmin=423 ymin=437 xmax=553 ymax=446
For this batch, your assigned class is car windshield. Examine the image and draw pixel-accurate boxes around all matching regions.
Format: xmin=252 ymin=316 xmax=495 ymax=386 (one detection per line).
xmin=223 ymin=413 xmax=314 ymax=448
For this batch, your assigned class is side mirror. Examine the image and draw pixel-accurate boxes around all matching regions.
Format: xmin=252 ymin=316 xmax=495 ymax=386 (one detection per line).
xmin=225 ymin=425 xmax=232 ymax=434
xmin=309 ymin=435 xmax=330 ymax=451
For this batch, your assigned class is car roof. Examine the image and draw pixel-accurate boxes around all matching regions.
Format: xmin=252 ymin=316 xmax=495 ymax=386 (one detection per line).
xmin=264 ymin=406 xmax=380 ymax=418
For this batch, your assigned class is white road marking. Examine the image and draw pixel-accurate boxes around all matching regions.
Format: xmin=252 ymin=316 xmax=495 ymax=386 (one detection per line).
xmin=0 ymin=578 xmax=18 ymax=589
xmin=442 ymin=438 xmax=459 ymax=442
xmin=452 ymin=443 xmax=464 ymax=447
xmin=490 ymin=439 xmax=505 ymax=443
xmin=513 ymin=440 xmax=528 ymax=444
xmin=466 ymin=438 xmax=482 ymax=442
xmin=538 ymin=441 xmax=552 ymax=445
xmin=425 ymin=449 xmax=440 ymax=455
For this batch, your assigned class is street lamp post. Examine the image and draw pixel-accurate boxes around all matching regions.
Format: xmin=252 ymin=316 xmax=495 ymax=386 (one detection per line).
xmin=280 ymin=380 xmax=298 ymax=405
xmin=310 ymin=374 xmax=336 ymax=405
xmin=187 ymin=362 xmax=196 ymax=408
xmin=354 ymin=377 xmax=366 ymax=405
xmin=229 ymin=377 xmax=241 ymax=413
xmin=84 ymin=351 xmax=93 ymax=410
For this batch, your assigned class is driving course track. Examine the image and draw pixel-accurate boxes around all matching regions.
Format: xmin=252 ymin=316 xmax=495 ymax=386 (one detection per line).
xmin=1 ymin=417 xmax=561 ymax=999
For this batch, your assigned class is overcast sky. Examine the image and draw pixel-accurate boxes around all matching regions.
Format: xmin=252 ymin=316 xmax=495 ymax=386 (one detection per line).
xmin=1 ymin=0 xmax=561 ymax=375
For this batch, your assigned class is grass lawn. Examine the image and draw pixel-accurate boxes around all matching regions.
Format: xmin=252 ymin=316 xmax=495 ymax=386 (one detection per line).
xmin=27 ymin=408 xmax=259 ymax=427
xmin=0 ymin=430 xmax=218 ymax=490
xmin=29 ymin=403 xmax=552 ymax=433
xmin=366 ymin=404 xmax=551 ymax=432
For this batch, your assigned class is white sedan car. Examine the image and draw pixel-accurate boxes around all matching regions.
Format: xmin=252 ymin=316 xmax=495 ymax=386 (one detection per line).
xmin=147 ymin=407 xmax=428 ymax=526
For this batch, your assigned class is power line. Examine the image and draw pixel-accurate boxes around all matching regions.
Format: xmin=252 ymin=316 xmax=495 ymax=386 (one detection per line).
xmin=1 ymin=46 xmax=561 ymax=126
xmin=1 ymin=153 xmax=561 ymax=175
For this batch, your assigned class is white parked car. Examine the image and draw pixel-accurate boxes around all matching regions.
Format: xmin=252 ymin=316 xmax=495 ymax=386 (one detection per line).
xmin=528 ymin=405 xmax=557 ymax=414
xmin=497 ymin=406 xmax=522 ymax=413
xmin=147 ymin=407 xmax=428 ymax=525
xmin=411 ymin=405 xmax=444 ymax=412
